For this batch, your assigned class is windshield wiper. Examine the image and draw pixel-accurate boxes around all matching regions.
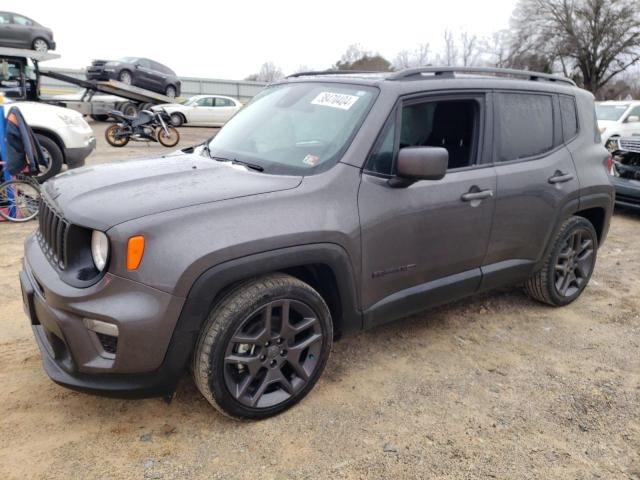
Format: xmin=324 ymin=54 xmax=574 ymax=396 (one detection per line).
xmin=231 ymin=159 xmax=264 ymax=172
xmin=205 ymin=149 xmax=264 ymax=172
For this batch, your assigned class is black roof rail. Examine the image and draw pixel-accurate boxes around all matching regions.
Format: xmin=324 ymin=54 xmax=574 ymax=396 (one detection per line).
xmin=287 ymin=70 xmax=381 ymax=78
xmin=387 ymin=66 xmax=576 ymax=86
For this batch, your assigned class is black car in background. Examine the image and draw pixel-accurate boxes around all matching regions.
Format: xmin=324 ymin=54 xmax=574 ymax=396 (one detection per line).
xmin=0 ymin=11 xmax=56 ymax=52
xmin=86 ymin=57 xmax=181 ymax=98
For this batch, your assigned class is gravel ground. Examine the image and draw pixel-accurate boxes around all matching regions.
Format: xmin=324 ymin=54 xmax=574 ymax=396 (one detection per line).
xmin=0 ymin=122 xmax=639 ymax=479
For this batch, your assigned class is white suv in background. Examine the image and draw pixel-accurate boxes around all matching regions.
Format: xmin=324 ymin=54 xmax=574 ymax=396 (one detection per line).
xmin=596 ymin=100 xmax=640 ymax=151
xmin=5 ymin=99 xmax=96 ymax=181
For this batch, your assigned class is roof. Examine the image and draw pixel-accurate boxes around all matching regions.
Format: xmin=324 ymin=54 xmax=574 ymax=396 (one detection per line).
xmin=283 ymin=66 xmax=579 ymax=93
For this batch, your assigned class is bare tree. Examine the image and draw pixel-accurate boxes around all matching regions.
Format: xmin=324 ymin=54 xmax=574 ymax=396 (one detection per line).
xmin=393 ymin=49 xmax=413 ymax=70
xmin=482 ymin=30 xmax=512 ymax=68
xmin=334 ymin=45 xmax=392 ymax=71
xmin=245 ymin=62 xmax=284 ymax=82
xmin=443 ymin=30 xmax=458 ymax=66
xmin=510 ymin=0 xmax=640 ymax=95
xmin=460 ymin=32 xmax=480 ymax=66
xmin=393 ymin=43 xmax=430 ymax=70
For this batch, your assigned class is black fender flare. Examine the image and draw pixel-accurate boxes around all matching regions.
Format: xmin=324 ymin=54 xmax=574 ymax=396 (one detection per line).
xmin=158 ymin=243 xmax=362 ymax=385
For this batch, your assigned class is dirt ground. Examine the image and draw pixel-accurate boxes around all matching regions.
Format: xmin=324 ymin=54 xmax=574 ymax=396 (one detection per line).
xmin=0 ymin=122 xmax=639 ymax=479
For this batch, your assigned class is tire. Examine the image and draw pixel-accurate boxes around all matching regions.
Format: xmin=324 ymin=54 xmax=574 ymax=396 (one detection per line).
xmin=105 ymin=124 xmax=129 ymax=147
xmin=34 ymin=134 xmax=63 ymax=183
xmin=169 ymin=112 xmax=184 ymax=127
xmin=0 ymin=178 xmax=40 ymax=222
xmin=118 ymin=70 xmax=133 ymax=85
xmin=121 ymin=102 xmax=138 ymax=117
xmin=524 ymin=216 xmax=598 ymax=306
xmin=32 ymin=38 xmax=49 ymax=52
xmin=156 ymin=126 xmax=180 ymax=147
xmin=192 ymin=273 xmax=333 ymax=420
xmin=165 ymin=85 xmax=177 ymax=98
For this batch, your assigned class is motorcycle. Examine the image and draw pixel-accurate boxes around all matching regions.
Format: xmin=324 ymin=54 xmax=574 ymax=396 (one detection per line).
xmin=105 ymin=108 xmax=180 ymax=148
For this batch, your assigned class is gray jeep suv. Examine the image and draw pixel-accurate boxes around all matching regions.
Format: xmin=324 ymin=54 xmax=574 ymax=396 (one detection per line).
xmin=20 ymin=67 xmax=614 ymax=419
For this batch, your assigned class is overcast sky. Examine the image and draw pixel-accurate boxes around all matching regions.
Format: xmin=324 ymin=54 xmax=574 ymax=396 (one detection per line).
xmin=19 ymin=0 xmax=518 ymax=79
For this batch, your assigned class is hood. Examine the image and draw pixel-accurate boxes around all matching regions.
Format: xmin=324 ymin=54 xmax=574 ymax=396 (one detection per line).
xmin=43 ymin=154 xmax=302 ymax=230
xmin=152 ymin=103 xmax=183 ymax=110
xmin=5 ymin=100 xmax=84 ymax=119
xmin=597 ymin=120 xmax=618 ymax=129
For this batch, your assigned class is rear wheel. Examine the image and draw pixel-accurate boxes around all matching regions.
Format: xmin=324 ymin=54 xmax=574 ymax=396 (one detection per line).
xmin=524 ymin=216 xmax=598 ymax=306
xmin=32 ymin=38 xmax=49 ymax=52
xmin=192 ymin=274 xmax=333 ymax=419
xmin=34 ymin=134 xmax=63 ymax=183
xmin=105 ymin=124 xmax=129 ymax=147
xmin=0 ymin=178 xmax=40 ymax=222
xmin=121 ymin=102 xmax=138 ymax=117
xmin=118 ymin=70 xmax=133 ymax=85
xmin=156 ymin=126 xmax=180 ymax=147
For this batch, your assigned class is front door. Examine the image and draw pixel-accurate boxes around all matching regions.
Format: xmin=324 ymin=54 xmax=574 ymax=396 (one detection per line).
xmin=358 ymin=92 xmax=496 ymax=327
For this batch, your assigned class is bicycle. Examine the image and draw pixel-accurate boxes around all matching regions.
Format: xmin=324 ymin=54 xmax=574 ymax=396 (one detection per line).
xmin=0 ymin=172 xmax=41 ymax=222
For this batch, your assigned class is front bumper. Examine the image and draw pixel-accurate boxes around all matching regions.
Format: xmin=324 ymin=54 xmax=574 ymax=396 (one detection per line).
xmin=66 ymin=136 xmax=96 ymax=168
xmin=21 ymin=233 xmax=190 ymax=397
xmin=610 ymin=175 xmax=640 ymax=210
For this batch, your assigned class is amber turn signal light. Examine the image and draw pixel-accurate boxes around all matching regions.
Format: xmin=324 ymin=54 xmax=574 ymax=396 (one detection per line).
xmin=126 ymin=236 xmax=145 ymax=270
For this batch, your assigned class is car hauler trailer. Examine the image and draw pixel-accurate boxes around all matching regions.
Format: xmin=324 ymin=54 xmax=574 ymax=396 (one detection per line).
xmin=0 ymin=47 xmax=175 ymax=120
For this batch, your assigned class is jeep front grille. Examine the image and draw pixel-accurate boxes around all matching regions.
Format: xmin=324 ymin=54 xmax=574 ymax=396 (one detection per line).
xmin=618 ymin=137 xmax=640 ymax=153
xmin=37 ymin=197 xmax=70 ymax=270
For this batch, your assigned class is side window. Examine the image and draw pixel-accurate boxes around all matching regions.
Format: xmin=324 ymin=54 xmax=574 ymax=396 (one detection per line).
xmin=196 ymin=97 xmax=214 ymax=107
xmin=215 ymin=98 xmax=234 ymax=107
xmin=626 ymin=106 xmax=640 ymax=123
xmin=137 ymin=59 xmax=151 ymax=69
xmin=0 ymin=13 xmax=11 ymax=24
xmin=366 ymin=97 xmax=480 ymax=174
xmin=367 ymin=114 xmax=396 ymax=175
xmin=13 ymin=15 xmax=33 ymax=26
xmin=497 ymin=93 xmax=554 ymax=162
xmin=559 ymin=95 xmax=579 ymax=141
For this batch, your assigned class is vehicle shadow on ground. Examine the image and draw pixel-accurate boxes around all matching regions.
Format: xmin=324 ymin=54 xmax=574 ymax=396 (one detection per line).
xmin=46 ymin=285 xmax=538 ymax=425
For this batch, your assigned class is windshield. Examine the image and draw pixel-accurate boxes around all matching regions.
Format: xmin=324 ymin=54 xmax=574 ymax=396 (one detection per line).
xmin=596 ymin=104 xmax=629 ymax=121
xmin=119 ymin=57 xmax=139 ymax=63
xmin=183 ymin=97 xmax=200 ymax=106
xmin=207 ymin=82 xmax=377 ymax=175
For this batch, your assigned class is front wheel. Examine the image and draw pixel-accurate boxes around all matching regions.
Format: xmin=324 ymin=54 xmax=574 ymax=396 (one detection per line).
xmin=34 ymin=134 xmax=63 ymax=183
xmin=192 ymin=274 xmax=333 ymax=419
xmin=32 ymin=38 xmax=49 ymax=52
xmin=156 ymin=126 xmax=180 ymax=147
xmin=524 ymin=216 xmax=598 ymax=306
xmin=105 ymin=124 xmax=130 ymax=147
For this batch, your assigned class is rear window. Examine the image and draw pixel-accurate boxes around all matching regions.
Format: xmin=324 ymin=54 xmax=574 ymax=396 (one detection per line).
xmin=559 ymin=95 xmax=578 ymax=141
xmin=497 ymin=93 xmax=554 ymax=162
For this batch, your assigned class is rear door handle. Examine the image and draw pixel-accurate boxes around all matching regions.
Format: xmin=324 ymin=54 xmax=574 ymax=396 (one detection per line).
xmin=461 ymin=189 xmax=493 ymax=202
xmin=548 ymin=172 xmax=574 ymax=184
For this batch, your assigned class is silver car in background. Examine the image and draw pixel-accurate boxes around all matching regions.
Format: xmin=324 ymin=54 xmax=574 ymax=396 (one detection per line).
xmin=154 ymin=94 xmax=242 ymax=127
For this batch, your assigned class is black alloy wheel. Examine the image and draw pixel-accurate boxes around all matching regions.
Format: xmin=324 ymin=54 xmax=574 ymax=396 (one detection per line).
xmin=553 ymin=227 xmax=595 ymax=298
xmin=223 ymin=299 xmax=324 ymax=409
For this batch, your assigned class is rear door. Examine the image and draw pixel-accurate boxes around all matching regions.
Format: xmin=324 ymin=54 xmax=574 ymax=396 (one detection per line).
xmin=358 ymin=91 xmax=496 ymax=327
xmin=213 ymin=97 xmax=238 ymax=125
xmin=134 ymin=59 xmax=156 ymax=90
xmin=0 ymin=12 xmax=20 ymax=46
xmin=480 ymin=91 xmax=580 ymax=289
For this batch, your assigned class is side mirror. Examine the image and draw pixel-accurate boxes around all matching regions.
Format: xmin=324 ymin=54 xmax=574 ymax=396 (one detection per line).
xmin=388 ymin=147 xmax=448 ymax=188
xmin=626 ymin=115 xmax=640 ymax=123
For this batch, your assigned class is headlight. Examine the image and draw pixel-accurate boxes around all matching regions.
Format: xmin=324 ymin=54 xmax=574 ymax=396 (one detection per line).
xmin=57 ymin=113 xmax=88 ymax=128
xmin=91 ymin=230 xmax=109 ymax=271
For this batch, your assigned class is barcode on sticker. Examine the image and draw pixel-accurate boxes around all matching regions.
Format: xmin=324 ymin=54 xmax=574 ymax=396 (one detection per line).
xmin=311 ymin=92 xmax=359 ymax=110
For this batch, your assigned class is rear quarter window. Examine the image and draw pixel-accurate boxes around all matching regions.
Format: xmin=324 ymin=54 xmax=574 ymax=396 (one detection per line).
xmin=559 ymin=95 xmax=579 ymax=141
xmin=496 ymin=92 xmax=554 ymax=162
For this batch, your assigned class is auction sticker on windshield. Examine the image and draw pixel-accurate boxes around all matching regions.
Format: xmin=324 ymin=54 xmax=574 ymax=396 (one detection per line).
xmin=311 ymin=92 xmax=360 ymax=110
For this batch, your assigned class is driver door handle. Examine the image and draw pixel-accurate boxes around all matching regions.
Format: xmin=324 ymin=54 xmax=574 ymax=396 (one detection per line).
xmin=461 ymin=189 xmax=493 ymax=202
xmin=548 ymin=171 xmax=574 ymax=184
